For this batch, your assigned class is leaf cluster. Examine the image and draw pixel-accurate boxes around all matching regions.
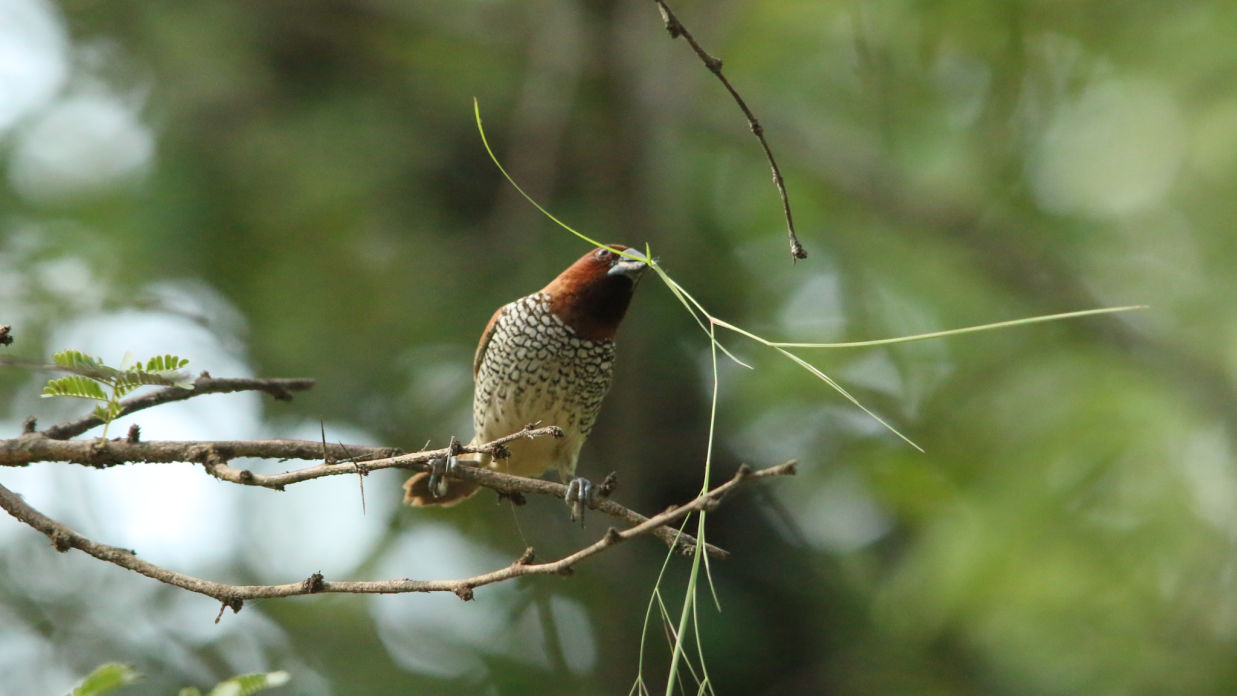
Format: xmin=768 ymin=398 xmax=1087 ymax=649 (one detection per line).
xmin=66 ymin=662 xmax=289 ymax=696
xmin=41 ymin=350 xmax=193 ymax=436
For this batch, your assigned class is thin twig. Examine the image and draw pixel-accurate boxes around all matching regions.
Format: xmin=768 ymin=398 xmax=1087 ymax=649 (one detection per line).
xmin=652 ymin=0 xmax=806 ymax=261
xmin=0 ymin=461 xmax=794 ymax=611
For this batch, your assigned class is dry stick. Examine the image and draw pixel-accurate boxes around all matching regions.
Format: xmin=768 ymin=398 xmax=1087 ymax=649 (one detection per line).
xmin=0 ymin=435 xmax=401 ymax=472
xmin=0 ymin=425 xmax=726 ymax=558
xmin=653 ymin=0 xmax=807 ymax=261
xmin=40 ymin=375 xmax=316 ymax=440
xmin=0 ymin=461 xmax=795 ymax=616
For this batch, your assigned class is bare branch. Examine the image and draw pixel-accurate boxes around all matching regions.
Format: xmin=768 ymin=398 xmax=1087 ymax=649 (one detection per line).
xmin=653 ymin=0 xmax=807 ymax=262
xmin=0 ymin=461 xmax=794 ymax=611
xmin=0 ymin=425 xmax=727 ymax=557
xmin=0 ymin=434 xmax=400 ymax=473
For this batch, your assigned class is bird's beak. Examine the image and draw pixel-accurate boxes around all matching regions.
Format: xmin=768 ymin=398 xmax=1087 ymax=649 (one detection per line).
xmin=608 ymin=249 xmax=649 ymax=280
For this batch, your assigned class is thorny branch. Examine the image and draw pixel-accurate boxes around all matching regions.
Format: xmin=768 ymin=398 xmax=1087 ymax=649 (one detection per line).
xmin=0 ymin=373 xmax=794 ymax=613
xmin=0 ymin=460 xmax=794 ymax=617
xmin=653 ymin=0 xmax=807 ymax=262
xmin=0 ymin=424 xmax=725 ymax=558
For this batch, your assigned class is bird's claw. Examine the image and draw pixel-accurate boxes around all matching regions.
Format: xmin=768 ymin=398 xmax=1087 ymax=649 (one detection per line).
xmin=426 ymin=454 xmax=459 ymax=499
xmin=565 ymin=476 xmax=596 ymax=523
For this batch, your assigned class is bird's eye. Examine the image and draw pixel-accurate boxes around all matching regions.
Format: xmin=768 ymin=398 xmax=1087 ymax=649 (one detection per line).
xmin=594 ymin=248 xmax=613 ymax=261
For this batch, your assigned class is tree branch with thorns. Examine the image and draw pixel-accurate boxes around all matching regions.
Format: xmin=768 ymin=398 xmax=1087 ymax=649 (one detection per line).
xmin=0 ymin=369 xmax=793 ymax=618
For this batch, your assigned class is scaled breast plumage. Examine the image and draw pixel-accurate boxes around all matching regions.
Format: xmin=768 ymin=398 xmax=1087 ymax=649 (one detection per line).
xmin=474 ymin=293 xmax=616 ymax=480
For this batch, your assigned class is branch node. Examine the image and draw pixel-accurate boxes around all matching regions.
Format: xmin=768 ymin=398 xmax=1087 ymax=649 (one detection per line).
xmin=657 ymin=4 xmax=683 ymax=37
xmin=599 ymin=471 xmax=618 ymax=498
xmin=303 ymin=571 xmax=325 ymax=593
xmin=491 ymin=443 xmax=510 ymax=460
xmin=603 ymin=527 xmax=623 ymax=545
xmin=453 ymin=585 xmax=475 ymax=601
xmin=497 ymin=489 xmax=527 ymax=506
xmin=22 ymin=417 xmax=36 ymax=434
xmin=790 ymin=239 xmax=807 ymax=260
xmin=214 ymin=597 xmax=244 ymax=624
xmin=262 ymin=377 xmax=294 ymax=401
xmin=238 ymin=469 xmax=254 ymax=484
xmin=51 ymin=530 xmax=73 ymax=552
xmin=126 ymin=424 xmax=141 ymax=444
xmin=0 ymin=325 xmax=11 ymax=346
xmin=86 ymin=439 xmax=124 ymax=468
xmin=515 ymin=547 xmax=535 ymax=565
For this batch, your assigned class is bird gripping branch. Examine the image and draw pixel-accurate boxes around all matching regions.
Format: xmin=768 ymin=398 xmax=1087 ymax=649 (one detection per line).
xmin=403 ymin=245 xmax=648 ymax=514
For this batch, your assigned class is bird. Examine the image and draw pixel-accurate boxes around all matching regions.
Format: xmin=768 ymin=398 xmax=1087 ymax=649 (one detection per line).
xmin=403 ymin=244 xmax=648 ymax=516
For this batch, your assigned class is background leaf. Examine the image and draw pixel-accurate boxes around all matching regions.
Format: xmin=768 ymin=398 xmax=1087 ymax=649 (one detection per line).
xmin=66 ymin=663 xmax=141 ymax=696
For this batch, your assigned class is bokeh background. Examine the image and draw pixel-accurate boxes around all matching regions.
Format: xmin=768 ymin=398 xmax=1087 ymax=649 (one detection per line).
xmin=2 ymin=0 xmax=1236 ymax=694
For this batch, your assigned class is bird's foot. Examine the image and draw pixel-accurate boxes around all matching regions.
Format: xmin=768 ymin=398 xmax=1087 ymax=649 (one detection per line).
xmin=426 ymin=454 xmax=458 ymax=499
xmin=425 ymin=435 xmax=465 ymax=499
xmin=565 ymin=476 xmax=596 ymax=523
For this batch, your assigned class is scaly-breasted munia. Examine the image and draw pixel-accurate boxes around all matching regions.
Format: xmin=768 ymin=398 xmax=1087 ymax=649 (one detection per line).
xmin=403 ymin=244 xmax=648 ymax=512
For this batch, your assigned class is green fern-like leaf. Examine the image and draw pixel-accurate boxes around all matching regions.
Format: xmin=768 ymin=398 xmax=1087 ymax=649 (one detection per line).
xmin=117 ymin=368 xmax=193 ymax=390
xmin=112 ymin=377 xmax=137 ymax=399
xmin=92 ymin=402 xmax=123 ymax=423
xmin=51 ymin=350 xmax=122 ymax=381
xmin=52 ymin=349 xmax=104 ymax=371
xmin=66 ymin=663 xmax=142 ymax=696
xmin=145 ymin=354 xmax=190 ymax=372
xmin=211 ymin=671 xmax=290 ymax=696
xmin=178 ymin=672 xmax=290 ymax=696
xmin=117 ymin=370 xmax=185 ymax=386
xmin=42 ymin=376 xmax=109 ymax=401
xmin=121 ymin=354 xmax=194 ymax=390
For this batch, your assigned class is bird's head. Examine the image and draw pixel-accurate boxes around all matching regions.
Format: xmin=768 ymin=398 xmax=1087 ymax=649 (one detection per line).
xmin=543 ymin=244 xmax=649 ymax=341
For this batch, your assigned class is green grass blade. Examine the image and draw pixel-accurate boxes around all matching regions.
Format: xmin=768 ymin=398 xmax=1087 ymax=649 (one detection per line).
xmin=771 ymin=305 xmax=1148 ymax=348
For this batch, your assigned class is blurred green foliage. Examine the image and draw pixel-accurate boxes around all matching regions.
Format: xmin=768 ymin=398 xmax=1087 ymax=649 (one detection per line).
xmin=3 ymin=0 xmax=1237 ymax=694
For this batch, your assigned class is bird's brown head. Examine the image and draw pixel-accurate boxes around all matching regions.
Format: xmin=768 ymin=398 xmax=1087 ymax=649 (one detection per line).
xmin=542 ymin=244 xmax=648 ymax=342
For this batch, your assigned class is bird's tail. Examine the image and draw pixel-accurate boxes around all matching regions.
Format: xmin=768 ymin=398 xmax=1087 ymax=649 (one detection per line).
xmin=402 ymin=452 xmax=484 ymax=507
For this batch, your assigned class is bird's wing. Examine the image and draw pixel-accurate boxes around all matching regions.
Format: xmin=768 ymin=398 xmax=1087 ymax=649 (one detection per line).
xmin=473 ymin=304 xmax=506 ymax=378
